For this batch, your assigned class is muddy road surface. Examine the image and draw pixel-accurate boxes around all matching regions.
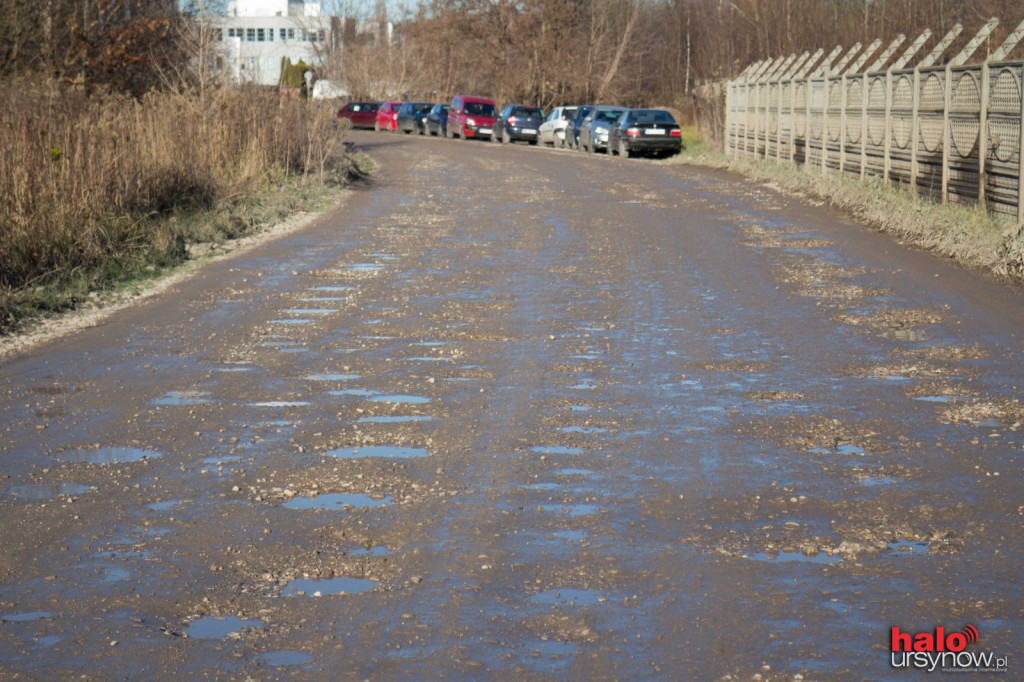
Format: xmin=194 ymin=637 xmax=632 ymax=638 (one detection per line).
xmin=2 ymin=131 xmax=1023 ymax=680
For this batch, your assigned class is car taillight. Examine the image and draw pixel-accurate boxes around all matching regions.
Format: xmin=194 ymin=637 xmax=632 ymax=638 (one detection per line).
xmin=626 ymin=127 xmax=642 ymax=137
xmin=508 ymin=116 xmax=517 ymax=126
xmin=670 ymin=129 xmax=682 ymax=137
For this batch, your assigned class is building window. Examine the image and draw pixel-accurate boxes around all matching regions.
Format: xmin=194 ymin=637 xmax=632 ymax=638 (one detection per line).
xmin=257 ymin=28 xmax=265 ymax=41
xmin=267 ymin=27 xmax=273 ymax=41
xmin=246 ymin=28 xmax=255 ymax=41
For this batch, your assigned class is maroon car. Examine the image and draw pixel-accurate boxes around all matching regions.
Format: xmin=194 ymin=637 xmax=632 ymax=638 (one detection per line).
xmin=337 ymin=102 xmax=380 ymax=130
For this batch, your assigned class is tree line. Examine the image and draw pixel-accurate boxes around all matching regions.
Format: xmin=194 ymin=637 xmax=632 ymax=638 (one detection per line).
xmin=3 ymin=0 xmax=1024 ymax=105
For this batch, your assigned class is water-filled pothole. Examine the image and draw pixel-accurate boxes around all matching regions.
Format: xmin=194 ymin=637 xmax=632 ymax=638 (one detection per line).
xmin=284 ymin=309 xmax=337 ymax=316
xmin=283 ymin=493 xmax=392 ymax=510
xmin=187 ymin=615 xmax=261 ymax=639
xmin=249 ymin=401 xmax=311 ymax=408
xmin=914 ymin=395 xmax=960 ymax=403
xmin=368 ymin=394 xmax=431 ymax=405
xmin=57 ymin=447 xmax=161 ymax=464
xmin=1 ymin=611 xmax=53 ymax=622
xmin=357 ymin=415 xmax=433 ymax=423
xmin=747 ymin=551 xmax=842 ymax=564
xmin=348 ymin=546 xmax=393 ymax=557
xmin=282 ymin=576 xmax=377 ymax=596
xmin=270 ymin=318 xmax=314 ymax=325
xmin=560 ymin=426 xmax=608 ymax=434
xmin=151 ymin=391 xmax=213 ymax=406
xmin=304 ymin=374 xmax=361 ymax=381
xmin=260 ymin=650 xmax=314 ymax=667
xmin=310 ymin=285 xmax=356 ymax=292
xmin=327 ymin=446 xmax=429 ymax=459
xmin=529 ymin=589 xmax=605 ymax=607
xmin=889 ymin=539 xmax=929 ymax=553
xmin=539 ymin=503 xmax=600 ymax=517
xmin=9 ymin=482 xmax=94 ymax=500
xmin=809 ymin=444 xmax=865 ymax=456
xmin=530 ymin=446 xmax=583 ymax=455
xmin=329 ymin=388 xmax=379 ymax=397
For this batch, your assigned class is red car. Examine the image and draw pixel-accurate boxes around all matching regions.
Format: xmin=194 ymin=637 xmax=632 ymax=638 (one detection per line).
xmin=337 ymin=102 xmax=380 ymax=130
xmin=446 ymin=94 xmax=498 ymax=140
xmin=375 ymin=101 xmax=403 ymax=132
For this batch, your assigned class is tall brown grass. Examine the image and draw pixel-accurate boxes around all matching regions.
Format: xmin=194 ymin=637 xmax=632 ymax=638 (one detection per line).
xmin=0 ymin=81 xmax=350 ymax=330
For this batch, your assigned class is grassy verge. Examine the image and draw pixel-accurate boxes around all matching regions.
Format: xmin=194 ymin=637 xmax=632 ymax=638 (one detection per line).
xmin=670 ymin=138 xmax=1024 ymax=282
xmin=0 ymin=83 xmax=368 ymax=334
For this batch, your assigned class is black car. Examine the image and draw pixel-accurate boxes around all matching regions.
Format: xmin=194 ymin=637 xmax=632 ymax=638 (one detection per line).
xmin=395 ymin=102 xmax=434 ymax=134
xmin=491 ymin=104 xmax=546 ymax=144
xmin=565 ymin=104 xmax=595 ymax=150
xmin=608 ymin=108 xmax=683 ymax=158
xmin=424 ymin=103 xmax=450 ymax=137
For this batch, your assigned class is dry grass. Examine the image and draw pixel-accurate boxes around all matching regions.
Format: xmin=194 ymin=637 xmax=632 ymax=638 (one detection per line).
xmin=0 ymin=82 xmax=354 ymax=331
xmin=673 ymin=148 xmax=1024 ymax=281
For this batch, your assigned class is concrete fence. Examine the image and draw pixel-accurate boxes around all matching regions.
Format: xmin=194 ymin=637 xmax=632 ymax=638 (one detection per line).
xmin=725 ymin=18 xmax=1024 ymax=222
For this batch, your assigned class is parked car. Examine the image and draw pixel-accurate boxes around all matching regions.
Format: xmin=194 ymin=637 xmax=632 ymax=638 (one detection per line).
xmin=424 ymin=103 xmax=450 ymax=136
xmin=374 ymin=101 xmax=403 ymax=132
xmin=565 ymin=105 xmax=595 ymax=150
xmin=447 ymin=95 xmax=498 ymax=140
xmin=608 ymin=108 xmax=683 ymax=158
xmin=337 ymin=101 xmax=380 ymax=130
xmin=538 ymin=106 xmax=578 ymax=147
xmin=491 ymin=104 xmax=545 ymax=144
xmin=578 ymin=105 xmax=629 ymax=153
xmin=396 ymin=101 xmax=434 ymax=134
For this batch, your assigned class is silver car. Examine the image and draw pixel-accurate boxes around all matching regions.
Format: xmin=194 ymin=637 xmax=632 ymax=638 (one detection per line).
xmin=577 ymin=106 xmax=628 ymax=154
xmin=538 ymin=105 xmax=578 ymax=148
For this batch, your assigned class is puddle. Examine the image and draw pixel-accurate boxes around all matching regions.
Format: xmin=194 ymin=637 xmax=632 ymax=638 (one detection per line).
xmin=348 ymin=546 xmax=394 ymax=556
xmin=528 ymin=482 xmax=561 ymax=490
xmin=357 ymin=415 xmax=433 ymax=423
xmin=809 ymin=444 xmax=865 ymax=456
xmin=570 ymin=382 xmax=596 ymax=390
xmin=9 ymin=482 xmax=94 ymax=500
xmin=529 ymin=589 xmax=605 ymax=607
xmin=260 ymin=650 xmax=314 ymax=667
xmin=555 ymin=468 xmax=591 ymax=476
xmin=327 ymin=446 xmax=429 ymax=459
xmin=368 ymin=395 xmax=431 ymax=405
xmin=284 ymin=309 xmax=337 ymax=315
xmin=57 ymin=447 xmax=161 ymax=464
xmin=282 ymin=576 xmax=377 ymax=596
xmin=248 ymin=401 xmax=311 ymax=408
xmin=151 ymin=390 xmax=213 ymax=406
xmin=570 ymin=406 xmax=592 ymax=412
xmin=1 ymin=612 xmax=53 ymax=622
xmin=203 ymin=455 xmax=243 ymax=465
xmin=560 ymin=426 xmax=608 ymax=434
xmin=186 ymin=615 xmax=262 ymax=639
xmin=329 ymin=388 xmax=380 ymax=397
xmin=414 ymin=341 xmax=447 ymax=347
xmin=310 ymin=286 xmax=356 ymax=292
xmin=539 ymin=503 xmax=600 ymax=517
xmin=552 ymin=530 xmax=587 ymax=541
xmin=747 ymin=551 xmax=842 ymax=564
xmin=347 ymin=263 xmax=384 ymax=273
xmin=530 ymin=446 xmax=583 ymax=455
xmin=881 ymin=329 xmax=928 ymax=342
xmin=304 ymin=374 xmax=361 ymax=381
xmin=270 ymin=319 xmax=314 ymax=325
xmin=914 ymin=395 xmax=959 ymax=403
xmin=410 ymin=357 xmax=451 ymax=363
xmin=147 ymin=500 xmax=183 ymax=511
xmin=301 ymin=296 xmax=349 ymax=302
xmin=283 ymin=493 xmax=392 ymax=510
xmin=889 ymin=539 xmax=929 ymax=553
xmin=34 ymin=635 xmax=62 ymax=649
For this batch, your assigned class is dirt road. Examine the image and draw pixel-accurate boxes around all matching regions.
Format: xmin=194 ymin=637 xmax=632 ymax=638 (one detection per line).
xmin=2 ymin=131 xmax=1022 ymax=679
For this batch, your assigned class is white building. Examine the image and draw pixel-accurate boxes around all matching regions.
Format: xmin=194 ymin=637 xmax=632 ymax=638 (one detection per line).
xmin=212 ymin=0 xmax=331 ymax=86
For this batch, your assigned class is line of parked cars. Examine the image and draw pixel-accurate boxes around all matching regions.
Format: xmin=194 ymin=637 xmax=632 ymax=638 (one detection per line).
xmin=337 ymin=94 xmax=684 ymax=158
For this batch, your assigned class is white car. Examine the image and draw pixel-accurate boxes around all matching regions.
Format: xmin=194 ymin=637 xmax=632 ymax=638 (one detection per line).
xmin=538 ymin=106 xmax=578 ymax=148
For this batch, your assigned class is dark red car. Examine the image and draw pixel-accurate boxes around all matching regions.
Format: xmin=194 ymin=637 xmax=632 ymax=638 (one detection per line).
xmin=446 ymin=95 xmax=498 ymax=140
xmin=337 ymin=102 xmax=380 ymax=130
xmin=375 ymin=101 xmax=404 ymax=132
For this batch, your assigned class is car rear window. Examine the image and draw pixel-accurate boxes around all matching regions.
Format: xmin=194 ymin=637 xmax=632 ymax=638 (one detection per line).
xmin=630 ymin=110 xmax=675 ymax=124
xmin=513 ymin=107 xmax=543 ymax=118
